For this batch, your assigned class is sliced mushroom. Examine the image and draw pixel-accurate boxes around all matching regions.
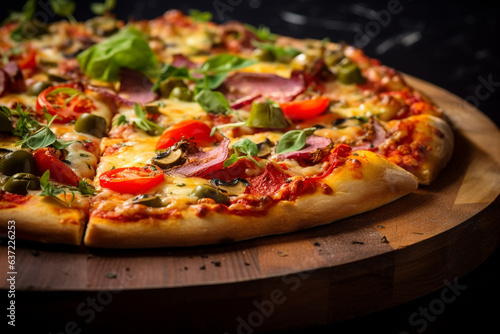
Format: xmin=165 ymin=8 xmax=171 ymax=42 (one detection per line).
xmin=256 ymin=138 xmax=273 ymax=158
xmin=153 ymin=147 xmax=186 ymax=169
xmin=210 ymin=178 xmax=250 ymax=196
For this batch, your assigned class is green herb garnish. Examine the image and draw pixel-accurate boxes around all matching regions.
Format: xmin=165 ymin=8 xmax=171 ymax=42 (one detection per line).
xmin=188 ymin=9 xmax=212 ymax=22
xmin=132 ymin=103 xmax=165 ymax=136
xmin=223 ymin=139 xmax=261 ymax=168
xmin=244 ymin=24 xmax=277 ymax=42
xmin=276 ymin=127 xmax=316 ymax=154
xmin=49 ymin=0 xmax=77 ymax=24
xmin=90 ymin=0 xmax=116 ymax=15
xmin=77 ymin=26 xmax=158 ymax=82
xmin=39 ymin=170 xmax=96 ymax=207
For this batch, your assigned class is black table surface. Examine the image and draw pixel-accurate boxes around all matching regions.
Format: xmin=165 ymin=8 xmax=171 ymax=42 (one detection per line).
xmin=2 ymin=1 xmax=500 ymax=333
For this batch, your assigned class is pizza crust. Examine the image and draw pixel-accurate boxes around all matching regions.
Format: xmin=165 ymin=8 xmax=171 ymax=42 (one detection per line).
xmin=83 ymin=151 xmax=418 ymax=248
xmin=0 ymin=195 xmax=88 ymax=246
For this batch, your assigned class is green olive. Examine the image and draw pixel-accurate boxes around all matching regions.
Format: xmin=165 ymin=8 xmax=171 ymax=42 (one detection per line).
xmin=74 ymin=113 xmax=108 ymax=138
xmin=190 ymin=185 xmax=229 ymax=205
xmin=3 ymin=173 xmax=40 ymax=195
xmin=247 ymin=100 xmax=289 ymax=129
xmin=130 ymin=194 xmax=164 ymax=207
xmin=0 ymin=150 xmax=36 ymax=176
xmin=159 ymin=78 xmax=188 ymax=98
xmin=336 ymin=58 xmax=364 ymax=85
xmin=253 ymin=48 xmax=275 ymax=62
xmin=28 ymin=81 xmax=52 ymax=96
xmin=169 ymin=87 xmax=194 ymax=102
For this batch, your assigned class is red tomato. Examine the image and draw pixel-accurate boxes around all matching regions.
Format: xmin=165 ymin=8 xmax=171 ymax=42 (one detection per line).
xmin=156 ymin=120 xmax=217 ymax=150
xmin=16 ymin=48 xmax=37 ymax=71
xmin=33 ymin=148 xmax=81 ymax=187
xmin=279 ymin=97 xmax=330 ymax=120
xmin=36 ymin=83 xmax=97 ymax=123
xmin=99 ymin=166 xmax=164 ymax=194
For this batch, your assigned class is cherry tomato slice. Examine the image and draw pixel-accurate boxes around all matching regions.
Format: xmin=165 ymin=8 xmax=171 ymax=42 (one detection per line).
xmin=99 ymin=166 xmax=164 ymax=194
xmin=16 ymin=48 xmax=37 ymax=71
xmin=156 ymin=119 xmax=216 ymax=150
xmin=36 ymin=83 xmax=97 ymax=123
xmin=33 ymin=148 xmax=81 ymax=187
xmin=279 ymin=97 xmax=330 ymax=121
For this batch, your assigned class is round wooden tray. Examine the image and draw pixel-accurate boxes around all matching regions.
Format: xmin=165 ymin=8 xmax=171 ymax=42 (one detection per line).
xmin=2 ymin=76 xmax=500 ymax=332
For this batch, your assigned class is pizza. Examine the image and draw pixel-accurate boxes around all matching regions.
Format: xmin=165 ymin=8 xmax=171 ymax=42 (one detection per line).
xmin=0 ymin=8 xmax=454 ymax=248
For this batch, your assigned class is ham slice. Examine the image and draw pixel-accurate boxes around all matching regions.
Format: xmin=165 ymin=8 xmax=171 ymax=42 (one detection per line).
xmin=118 ymin=68 xmax=157 ymax=105
xmin=220 ymin=72 xmax=305 ymax=103
xmin=275 ymin=135 xmax=332 ymax=163
xmin=171 ymin=54 xmax=198 ymax=69
xmin=0 ymin=62 xmax=26 ymax=95
xmin=172 ymin=138 xmax=230 ymax=177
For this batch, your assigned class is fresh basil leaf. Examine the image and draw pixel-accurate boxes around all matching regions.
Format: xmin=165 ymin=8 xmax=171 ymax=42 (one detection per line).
xmin=188 ymin=9 xmax=212 ymax=22
xmin=52 ymin=139 xmax=76 ymax=150
xmin=16 ymin=113 xmax=74 ymax=150
xmin=223 ymin=138 xmax=260 ymax=167
xmin=21 ymin=127 xmax=57 ymax=150
xmin=223 ymin=152 xmax=241 ymax=168
xmin=199 ymin=54 xmax=257 ymax=74
xmin=276 ymin=127 xmax=316 ymax=154
xmin=197 ymin=72 xmax=229 ymax=90
xmin=194 ymin=89 xmax=231 ymax=114
xmin=77 ymin=26 xmax=158 ymax=82
xmin=233 ymin=138 xmax=258 ymax=157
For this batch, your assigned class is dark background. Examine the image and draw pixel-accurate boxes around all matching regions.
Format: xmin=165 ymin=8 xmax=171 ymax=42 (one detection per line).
xmin=2 ymin=0 xmax=500 ymax=333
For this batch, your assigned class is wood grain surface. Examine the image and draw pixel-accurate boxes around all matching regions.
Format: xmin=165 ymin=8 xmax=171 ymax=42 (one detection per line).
xmin=1 ymin=76 xmax=499 ymax=333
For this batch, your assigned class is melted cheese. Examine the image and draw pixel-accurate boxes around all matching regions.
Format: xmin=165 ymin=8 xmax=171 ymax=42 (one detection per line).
xmin=0 ymin=94 xmax=37 ymax=109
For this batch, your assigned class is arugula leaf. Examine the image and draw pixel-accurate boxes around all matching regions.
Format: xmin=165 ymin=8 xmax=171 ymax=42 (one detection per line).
xmin=39 ymin=170 xmax=69 ymax=206
xmin=243 ymin=24 xmax=277 ymax=42
xmin=12 ymin=106 xmax=40 ymax=138
xmin=194 ymin=89 xmax=231 ymax=115
xmin=77 ymin=26 xmax=158 ymax=82
xmin=132 ymin=103 xmax=165 ymax=136
xmin=40 ymin=171 xmax=96 ymax=207
xmin=49 ymin=0 xmax=77 ymax=24
xmin=152 ymin=64 xmax=191 ymax=91
xmin=77 ymin=180 xmax=97 ymax=196
xmin=223 ymin=138 xmax=260 ymax=167
xmin=90 ymin=0 xmax=116 ymax=15
xmin=114 ymin=114 xmax=128 ymax=126
xmin=276 ymin=127 xmax=316 ymax=154
xmin=188 ymin=9 xmax=212 ymax=22
xmin=3 ymin=0 xmax=36 ymax=24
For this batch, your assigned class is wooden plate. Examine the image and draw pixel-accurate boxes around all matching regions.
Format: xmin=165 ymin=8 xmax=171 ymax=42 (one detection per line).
xmin=2 ymin=76 xmax=499 ymax=332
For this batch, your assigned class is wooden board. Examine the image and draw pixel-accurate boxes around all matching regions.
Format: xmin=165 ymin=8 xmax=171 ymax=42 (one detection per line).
xmin=1 ymin=75 xmax=500 ymax=332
